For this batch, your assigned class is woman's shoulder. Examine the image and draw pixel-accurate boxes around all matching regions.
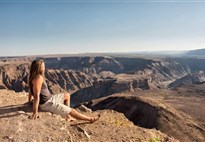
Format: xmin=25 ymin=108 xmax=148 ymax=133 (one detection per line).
xmin=32 ymin=74 xmax=44 ymax=83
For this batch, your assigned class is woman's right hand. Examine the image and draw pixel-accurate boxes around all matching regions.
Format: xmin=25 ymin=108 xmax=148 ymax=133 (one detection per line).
xmin=29 ymin=113 xmax=39 ymax=120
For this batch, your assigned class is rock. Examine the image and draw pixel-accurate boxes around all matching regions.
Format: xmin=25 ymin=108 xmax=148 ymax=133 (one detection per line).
xmin=16 ymin=111 xmax=25 ymax=114
xmin=77 ymin=105 xmax=92 ymax=112
xmin=3 ymin=135 xmax=13 ymax=140
xmin=60 ymin=127 xmax=66 ymax=131
xmin=0 ymin=84 xmax=6 ymax=89
xmin=46 ymin=112 xmax=52 ymax=116
xmin=83 ymin=130 xmax=90 ymax=139
xmin=16 ymin=128 xmax=23 ymax=133
xmin=67 ymin=131 xmax=73 ymax=142
xmin=53 ymin=114 xmax=64 ymax=121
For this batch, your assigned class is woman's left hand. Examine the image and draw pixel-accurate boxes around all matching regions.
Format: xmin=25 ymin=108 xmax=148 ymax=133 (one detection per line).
xmin=29 ymin=113 xmax=39 ymax=120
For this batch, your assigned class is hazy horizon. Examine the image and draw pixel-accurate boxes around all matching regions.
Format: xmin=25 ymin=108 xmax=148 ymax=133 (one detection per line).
xmin=0 ymin=49 xmax=195 ymax=58
xmin=1 ymin=0 xmax=205 ymax=56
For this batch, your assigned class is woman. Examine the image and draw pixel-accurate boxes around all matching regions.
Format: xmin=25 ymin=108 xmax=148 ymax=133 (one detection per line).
xmin=28 ymin=59 xmax=100 ymax=122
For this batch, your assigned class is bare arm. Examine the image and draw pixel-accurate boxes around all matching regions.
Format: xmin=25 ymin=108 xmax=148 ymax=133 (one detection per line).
xmin=30 ymin=75 xmax=43 ymax=120
xmin=28 ymin=91 xmax=33 ymax=102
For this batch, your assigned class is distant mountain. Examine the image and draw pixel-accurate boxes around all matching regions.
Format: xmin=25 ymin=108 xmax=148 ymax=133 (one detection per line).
xmin=186 ymin=49 xmax=205 ymax=56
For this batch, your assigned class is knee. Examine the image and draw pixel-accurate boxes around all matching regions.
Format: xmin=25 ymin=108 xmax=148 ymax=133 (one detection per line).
xmin=69 ymin=108 xmax=75 ymax=115
xmin=64 ymin=92 xmax=70 ymax=99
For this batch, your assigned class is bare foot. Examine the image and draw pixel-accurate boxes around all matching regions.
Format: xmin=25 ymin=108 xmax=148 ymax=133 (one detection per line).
xmin=90 ymin=114 xmax=101 ymax=123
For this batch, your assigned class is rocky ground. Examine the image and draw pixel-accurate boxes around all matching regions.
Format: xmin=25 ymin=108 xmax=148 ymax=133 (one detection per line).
xmin=0 ymin=90 xmax=178 ymax=142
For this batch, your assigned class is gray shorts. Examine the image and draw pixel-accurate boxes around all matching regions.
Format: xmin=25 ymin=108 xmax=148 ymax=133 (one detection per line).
xmin=39 ymin=93 xmax=72 ymax=117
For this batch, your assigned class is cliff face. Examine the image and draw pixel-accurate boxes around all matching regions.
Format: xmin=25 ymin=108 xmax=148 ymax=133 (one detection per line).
xmin=45 ymin=69 xmax=97 ymax=94
xmin=44 ymin=56 xmax=196 ymax=90
xmin=71 ymin=76 xmax=150 ymax=106
xmin=85 ymin=94 xmax=205 ymax=142
xmin=44 ymin=56 xmax=190 ymax=76
xmin=44 ymin=56 xmax=125 ymax=74
xmin=0 ymin=63 xmax=96 ymax=94
xmin=0 ymin=63 xmax=29 ymax=92
xmin=168 ymin=72 xmax=205 ymax=88
xmin=1 ymin=56 xmax=205 ymax=98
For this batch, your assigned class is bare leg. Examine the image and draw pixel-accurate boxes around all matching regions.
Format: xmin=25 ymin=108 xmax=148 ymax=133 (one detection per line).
xmin=69 ymin=109 xmax=100 ymax=123
xmin=64 ymin=115 xmax=76 ymax=122
xmin=63 ymin=93 xmax=100 ymax=122
xmin=63 ymin=93 xmax=75 ymax=121
xmin=64 ymin=92 xmax=70 ymax=107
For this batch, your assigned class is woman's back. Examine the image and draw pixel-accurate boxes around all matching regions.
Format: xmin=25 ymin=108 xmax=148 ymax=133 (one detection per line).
xmin=30 ymin=79 xmax=52 ymax=104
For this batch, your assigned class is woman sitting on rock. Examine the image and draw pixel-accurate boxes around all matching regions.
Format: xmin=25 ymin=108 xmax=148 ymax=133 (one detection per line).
xmin=28 ymin=59 xmax=100 ymax=122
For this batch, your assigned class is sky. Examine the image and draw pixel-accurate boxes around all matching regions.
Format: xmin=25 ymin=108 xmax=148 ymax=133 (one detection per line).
xmin=0 ymin=0 xmax=205 ymax=56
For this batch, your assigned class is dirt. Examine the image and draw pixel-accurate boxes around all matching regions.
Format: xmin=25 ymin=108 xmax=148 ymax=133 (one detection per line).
xmin=0 ymin=90 xmax=178 ymax=142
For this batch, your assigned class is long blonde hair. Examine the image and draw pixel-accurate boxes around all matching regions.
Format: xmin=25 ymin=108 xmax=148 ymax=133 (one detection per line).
xmin=28 ymin=59 xmax=45 ymax=88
